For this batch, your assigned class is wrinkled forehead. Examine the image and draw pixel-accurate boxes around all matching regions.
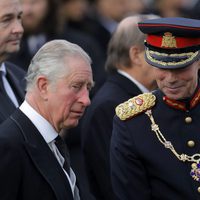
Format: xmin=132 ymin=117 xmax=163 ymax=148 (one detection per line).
xmin=0 ymin=0 xmax=22 ymax=16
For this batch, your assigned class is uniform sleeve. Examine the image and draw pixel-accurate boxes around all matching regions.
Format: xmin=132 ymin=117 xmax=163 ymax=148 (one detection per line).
xmin=110 ymin=115 xmax=151 ymax=200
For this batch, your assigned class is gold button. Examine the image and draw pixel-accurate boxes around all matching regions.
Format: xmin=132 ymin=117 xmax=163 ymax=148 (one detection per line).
xmin=197 ymin=187 xmax=200 ymax=193
xmin=185 ymin=117 xmax=192 ymax=124
xmin=191 ymin=163 xmax=197 ymax=169
xmin=187 ymin=140 xmax=195 ymax=148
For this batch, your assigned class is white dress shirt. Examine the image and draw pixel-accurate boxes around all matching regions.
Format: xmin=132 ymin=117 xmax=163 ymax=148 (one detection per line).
xmin=19 ymin=101 xmax=78 ymax=197
xmin=117 ymin=69 xmax=149 ymax=93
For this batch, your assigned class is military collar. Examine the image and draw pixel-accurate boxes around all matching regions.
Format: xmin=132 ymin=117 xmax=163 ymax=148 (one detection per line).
xmin=163 ymin=87 xmax=200 ymax=111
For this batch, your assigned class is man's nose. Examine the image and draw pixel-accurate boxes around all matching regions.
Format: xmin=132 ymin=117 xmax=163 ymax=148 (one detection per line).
xmin=12 ymin=19 xmax=24 ymax=34
xmin=79 ymin=88 xmax=91 ymax=107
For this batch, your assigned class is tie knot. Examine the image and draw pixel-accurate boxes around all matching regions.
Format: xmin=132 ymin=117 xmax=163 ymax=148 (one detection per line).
xmin=55 ymin=135 xmax=64 ymax=145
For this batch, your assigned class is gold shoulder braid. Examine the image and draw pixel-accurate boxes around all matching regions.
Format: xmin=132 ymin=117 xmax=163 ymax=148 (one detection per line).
xmin=115 ymin=93 xmax=156 ymax=120
xmin=145 ymin=109 xmax=200 ymax=185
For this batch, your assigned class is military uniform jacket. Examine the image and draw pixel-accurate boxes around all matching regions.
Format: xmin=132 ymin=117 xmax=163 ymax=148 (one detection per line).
xmin=111 ymin=89 xmax=200 ymax=200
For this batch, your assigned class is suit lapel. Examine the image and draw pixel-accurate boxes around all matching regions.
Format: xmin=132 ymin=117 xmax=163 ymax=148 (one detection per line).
xmin=0 ymin=92 xmax=17 ymax=122
xmin=6 ymin=65 xmax=25 ymax=104
xmin=10 ymin=110 xmax=74 ymax=200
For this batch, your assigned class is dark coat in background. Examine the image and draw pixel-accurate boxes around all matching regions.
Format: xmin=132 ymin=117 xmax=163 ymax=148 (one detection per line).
xmin=0 ymin=62 xmax=25 ymax=123
xmin=81 ymin=72 xmax=143 ymax=200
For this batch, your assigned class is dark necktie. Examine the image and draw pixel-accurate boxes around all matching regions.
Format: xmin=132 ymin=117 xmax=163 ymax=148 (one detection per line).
xmin=55 ymin=135 xmax=70 ymax=175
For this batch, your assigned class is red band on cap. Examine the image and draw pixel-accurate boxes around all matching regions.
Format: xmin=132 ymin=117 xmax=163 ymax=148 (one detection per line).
xmin=146 ymin=34 xmax=200 ymax=49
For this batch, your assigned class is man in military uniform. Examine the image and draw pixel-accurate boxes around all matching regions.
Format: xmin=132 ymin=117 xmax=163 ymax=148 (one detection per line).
xmin=110 ymin=17 xmax=200 ymax=200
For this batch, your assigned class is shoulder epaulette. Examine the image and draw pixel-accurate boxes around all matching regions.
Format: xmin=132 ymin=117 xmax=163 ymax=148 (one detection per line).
xmin=115 ymin=93 xmax=156 ymax=120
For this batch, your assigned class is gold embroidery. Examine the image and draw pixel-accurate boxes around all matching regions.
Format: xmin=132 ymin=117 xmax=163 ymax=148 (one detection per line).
xmin=161 ymin=32 xmax=177 ymax=48
xmin=115 ymin=93 xmax=156 ymax=120
xmin=146 ymin=49 xmax=199 ymax=66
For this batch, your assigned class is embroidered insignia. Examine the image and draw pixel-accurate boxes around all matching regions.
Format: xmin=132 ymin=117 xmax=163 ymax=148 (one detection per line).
xmin=161 ymin=32 xmax=177 ymax=48
xmin=115 ymin=93 xmax=156 ymax=120
xmin=163 ymin=88 xmax=200 ymax=111
xmin=190 ymin=163 xmax=200 ymax=182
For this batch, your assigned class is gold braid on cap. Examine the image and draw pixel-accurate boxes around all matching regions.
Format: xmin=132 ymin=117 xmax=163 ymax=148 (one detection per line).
xmin=146 ymin=49 xmax=199 ymax=66
xmin=115 ymin=93 xmax=156 ymax=120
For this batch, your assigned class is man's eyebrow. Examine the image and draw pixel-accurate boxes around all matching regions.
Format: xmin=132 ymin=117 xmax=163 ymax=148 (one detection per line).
xmin=1 ymin=11 xmax=23 ymax=19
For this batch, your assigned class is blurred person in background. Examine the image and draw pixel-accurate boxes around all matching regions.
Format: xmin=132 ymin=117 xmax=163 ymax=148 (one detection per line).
xmin=61 ymin=0 xmax=89 ymax=24
xmin=147 ymin=0 xmax=186 ymax=17
xmin=81 ymin=14 xmax=158 ymax=200
xmin=65 ymin=0 xmax=129 ymax=66
xmin=125 ymin=0 xmax=148 ymax=16
xmin=182 ymin=0 xmax=200 ymax=19
xmin=60 ymin=0 xmax=106 ymax=96
xmin=0 ymin=0 xmax=26 ymax=123
xmin=9 ymin=0 xmax=62 ymax=71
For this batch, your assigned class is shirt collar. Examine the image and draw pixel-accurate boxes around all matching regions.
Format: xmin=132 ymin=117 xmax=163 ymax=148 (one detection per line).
xmin=117 ymin=69 xmax=149 ymax=93
xmin=19 ymin=100 xmax=58 ymax=143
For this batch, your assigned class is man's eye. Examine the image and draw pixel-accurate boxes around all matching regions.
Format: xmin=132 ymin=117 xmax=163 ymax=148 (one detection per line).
xmin=72 ymin=85 xmax=81 ymax=90
xmin=1 ymin=18 xmax=11 ymax=24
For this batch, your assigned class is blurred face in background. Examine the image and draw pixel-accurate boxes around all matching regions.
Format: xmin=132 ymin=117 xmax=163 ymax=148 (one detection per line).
xmin=156 ymin=0 xmax=186 ymax=17
xmin=21 ymin=0 xmax=49 ymax=33
xmin=97 ymin=0 xmax=128 ymax=22
xmin=62 ymin=0 xmax=89 ymax=21
xmin=0 ymin=0 xmax=23 ymax=60
xmin=126 ymin=0 xmax=146 ymax=15
xmin=138 ymin=49 xmax=157 ymax=91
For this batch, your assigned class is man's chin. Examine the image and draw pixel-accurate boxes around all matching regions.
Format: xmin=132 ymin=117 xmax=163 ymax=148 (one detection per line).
xmin=163 ymin=88 xmax=185 ymax=100
xmin=164 ymin=92 xmax=185 ymax=100
xmin=6 ymin=47 xmax=20 ymax=55
xmin=64 ymin=120 xmax=79 ymax=129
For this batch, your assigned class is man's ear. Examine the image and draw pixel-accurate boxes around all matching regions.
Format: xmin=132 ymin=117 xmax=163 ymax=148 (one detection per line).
xmin=37 ymin=76 xmax=49 ymax=100
xmin=129 ymin=45 xmax=143 ymax=66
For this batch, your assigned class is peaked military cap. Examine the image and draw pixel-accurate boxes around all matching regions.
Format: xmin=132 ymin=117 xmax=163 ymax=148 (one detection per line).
xmin=138 ymin=17 xmax=200 ymax=69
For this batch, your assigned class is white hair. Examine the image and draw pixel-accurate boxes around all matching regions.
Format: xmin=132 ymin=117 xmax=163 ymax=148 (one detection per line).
xmin=26 ymin=39 xmax=92 ymax=91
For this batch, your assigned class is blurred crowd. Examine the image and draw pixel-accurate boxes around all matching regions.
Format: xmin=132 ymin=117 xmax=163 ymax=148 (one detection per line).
xmin=9 ymin=0 xmax=200 ymax=95
xmin=8 ymin=0 xmax=200 ymax=200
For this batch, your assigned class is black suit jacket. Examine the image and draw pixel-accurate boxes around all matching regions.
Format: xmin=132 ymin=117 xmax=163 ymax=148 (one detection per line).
xmin=81 ymin=72 xmax=143 ymax=200
xmin=0 ymin=62 xmax=25 ymax=123
xmin=0 ymin=109 xmax=74 ymax=200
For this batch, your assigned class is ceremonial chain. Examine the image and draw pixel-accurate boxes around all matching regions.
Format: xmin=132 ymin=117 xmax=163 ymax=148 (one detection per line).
xmin=145 ymin=109 xmax=200 ymax=182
